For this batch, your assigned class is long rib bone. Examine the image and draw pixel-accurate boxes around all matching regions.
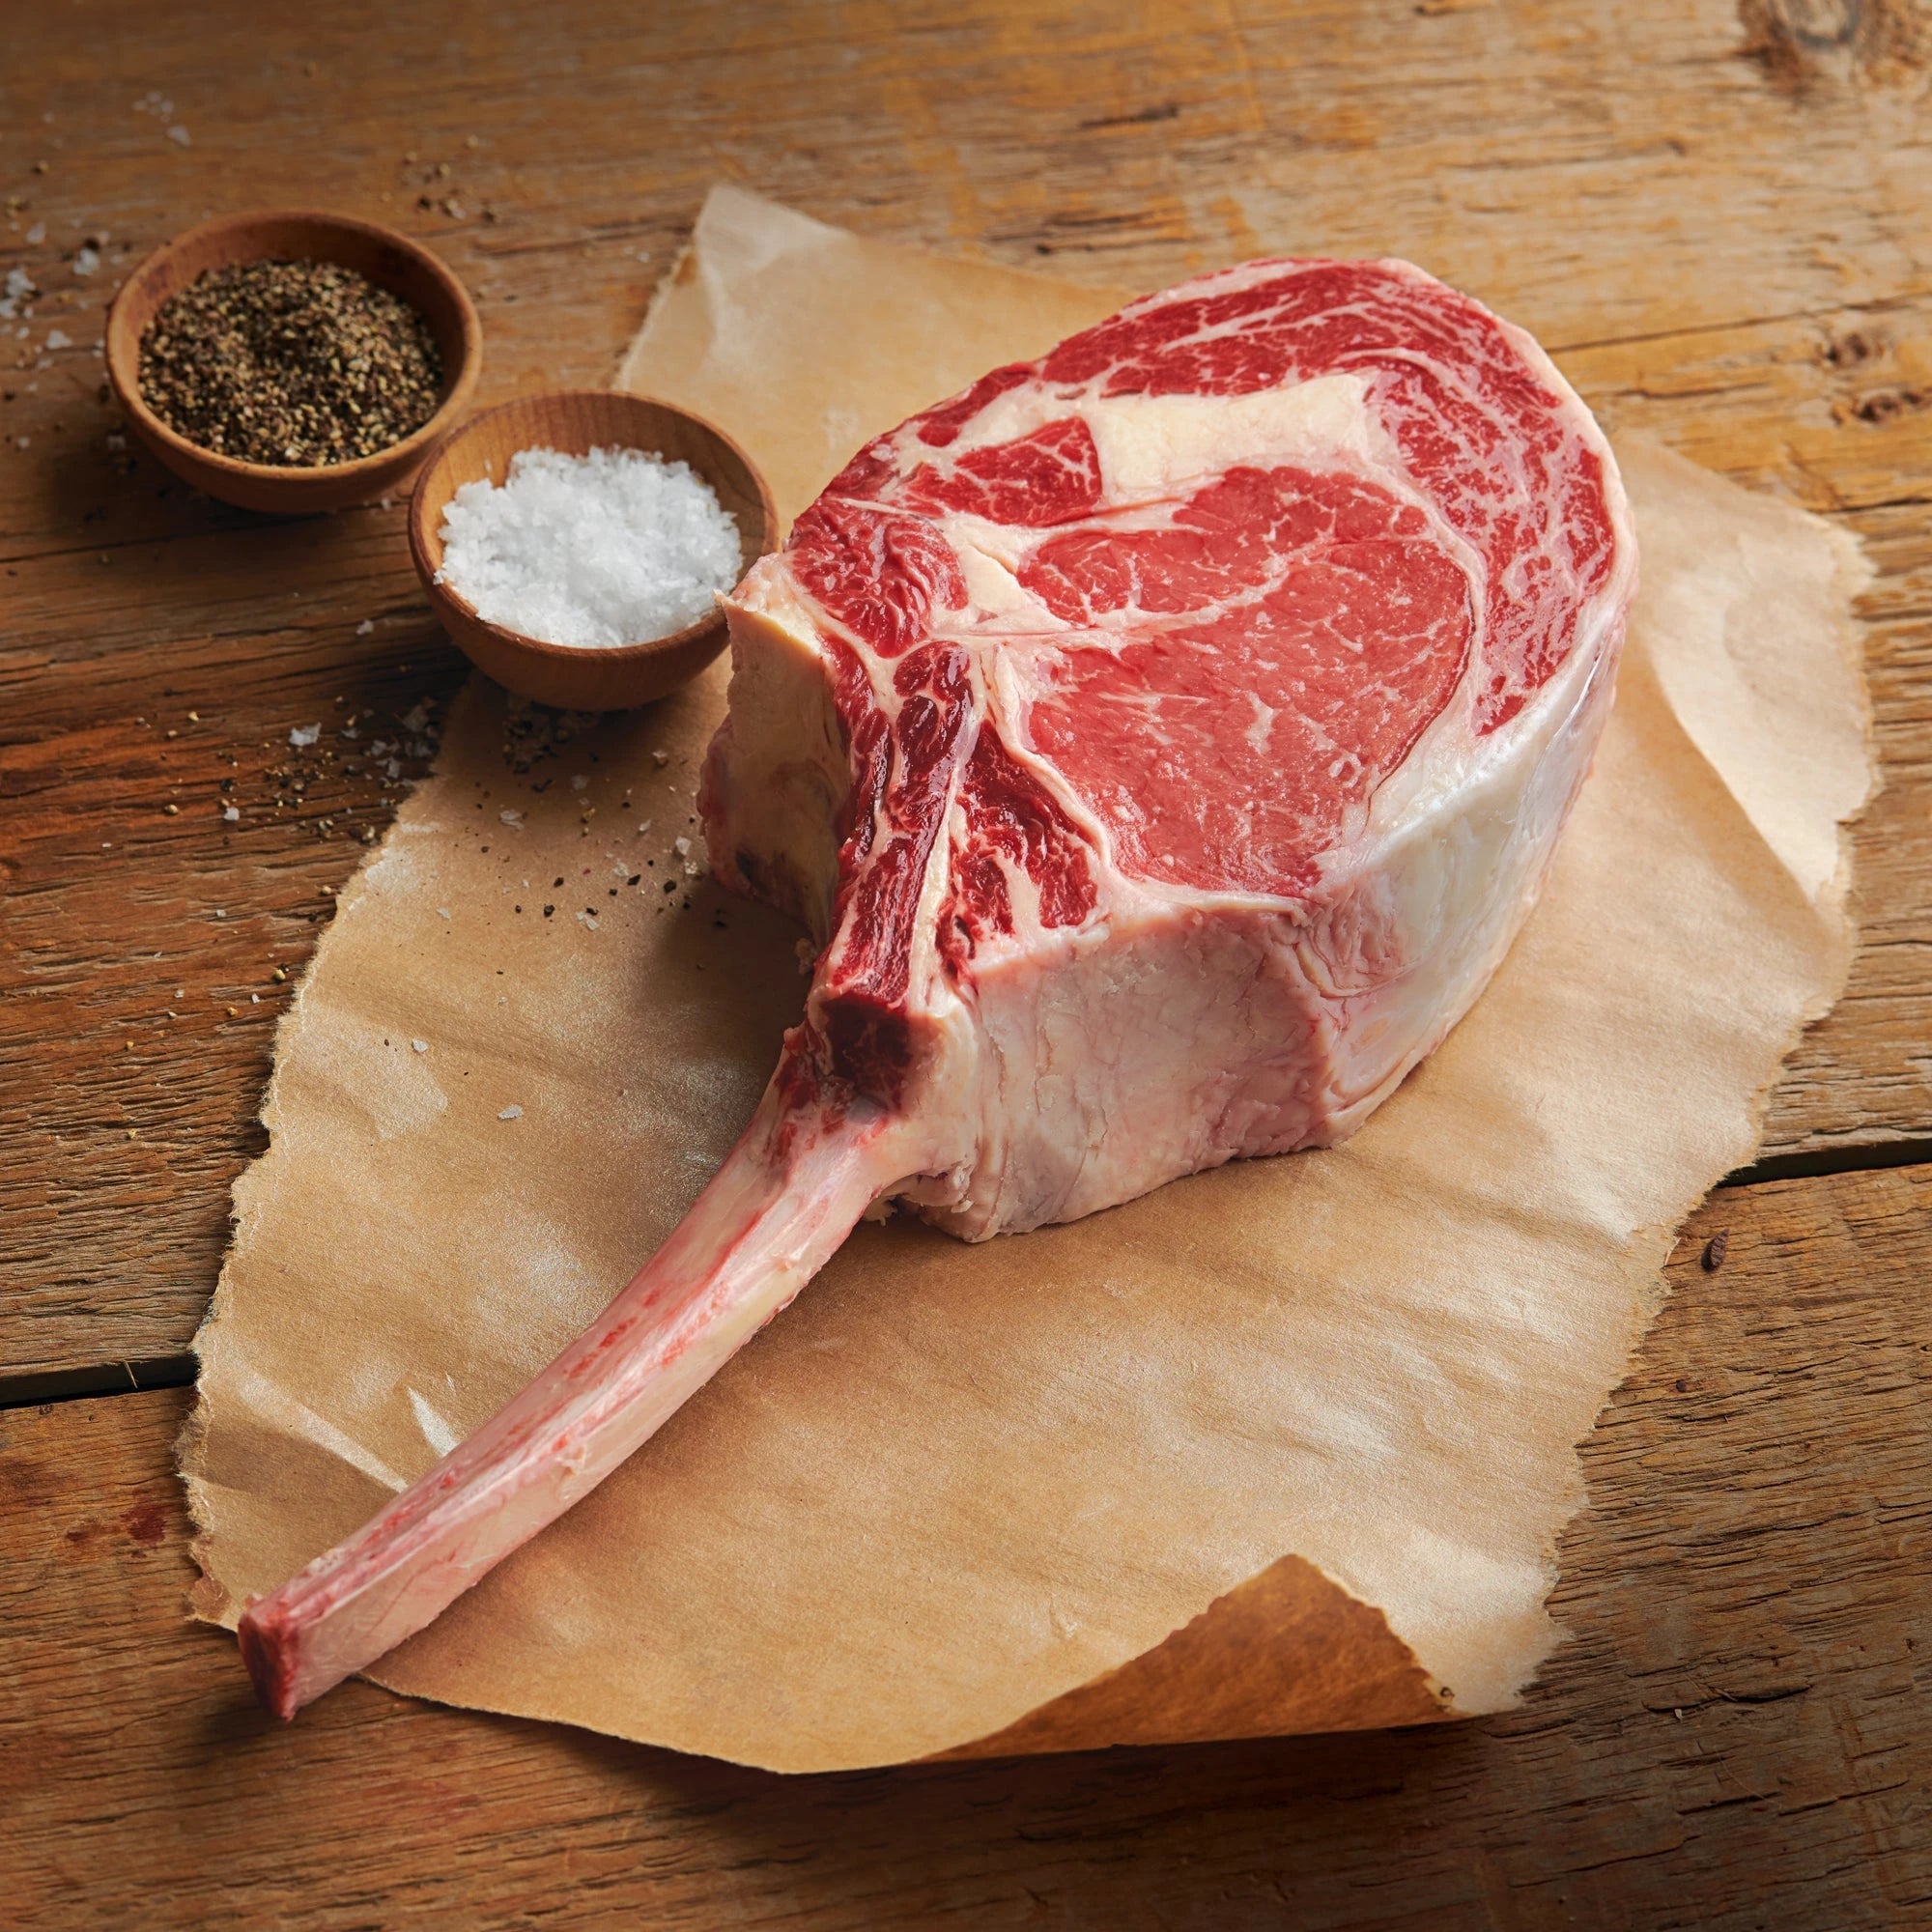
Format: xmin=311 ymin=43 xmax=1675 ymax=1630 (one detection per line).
xmin=238 ymin=1054 xmax=904 ymax=1719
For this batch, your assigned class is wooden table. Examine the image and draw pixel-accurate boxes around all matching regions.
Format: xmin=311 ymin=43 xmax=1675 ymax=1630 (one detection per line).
xmin=6 ymin=2 xmax=1931 ymax=1922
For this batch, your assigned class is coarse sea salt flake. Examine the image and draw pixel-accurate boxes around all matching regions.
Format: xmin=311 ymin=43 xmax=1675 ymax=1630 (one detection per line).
xmin=289 ymin=723 xmax=321 ymax=748
xmin=436 ymin=444 xmax=740 ymax=649
xmin=412 ymin=1037 xmax=428 ymax=1053
xmin=497 ymin=1104 xmax=523 ymax=1121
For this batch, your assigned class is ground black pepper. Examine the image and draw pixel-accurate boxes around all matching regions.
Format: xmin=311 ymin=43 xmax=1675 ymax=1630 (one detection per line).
xmin=138 ymin=258 xmax=442 ymax=467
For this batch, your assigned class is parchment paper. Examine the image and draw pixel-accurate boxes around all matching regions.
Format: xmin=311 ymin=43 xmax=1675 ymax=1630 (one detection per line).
xmin=181 ymin=186 xmax=1875 ymax=1772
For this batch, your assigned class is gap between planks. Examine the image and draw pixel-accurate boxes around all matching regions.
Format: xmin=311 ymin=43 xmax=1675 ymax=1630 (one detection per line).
xmin=10 ymin=1141 xmax=1930 ymax=1411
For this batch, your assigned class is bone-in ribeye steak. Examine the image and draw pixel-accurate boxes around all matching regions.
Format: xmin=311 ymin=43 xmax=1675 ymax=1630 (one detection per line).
xmin=240 ymin=257 xmax=1637 ymax=1718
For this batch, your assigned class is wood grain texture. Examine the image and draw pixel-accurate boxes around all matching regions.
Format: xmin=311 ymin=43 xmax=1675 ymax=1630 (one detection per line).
xmin=7 ymin=1168 xmax=1930 ymax=1927
xmin=6 ymin=6 xmax=1930 ymax=1914
xmin=3 ymin=0 xmax=1930 ymax=1380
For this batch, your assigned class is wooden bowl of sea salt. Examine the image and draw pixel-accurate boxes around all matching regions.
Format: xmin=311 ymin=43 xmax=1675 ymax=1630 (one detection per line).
xmin=408 ymin=389 xmax=777 ymax=709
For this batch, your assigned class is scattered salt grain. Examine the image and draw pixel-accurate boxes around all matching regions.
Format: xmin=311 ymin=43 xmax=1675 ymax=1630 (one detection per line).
xmin=72 ymin=244 xmax=99 ymax=276
xmin=166 ymin=126 xmax=191 ymax=148
xmin=497 ymin=1104 xmax=523 ymax=1121
xmin=25 ymin=222 xmax=44 ymax=245
xmin=437 ymin=907 xmax=451 ymax=920
xmin=436 ymin=444 xmax=740 ymax=648
xmin=289 ymin=723 xmax=321 ymax=748
xmin=412 ymin=1037 xmax=428 ymax=1053
xmin=355 ymin=618 xmax=374 ymax=635
xmin=498 ymin=808 xmax=524 ymax=829
xmin=651 ymin=750 xmax=669 ymax=767
xmin=672 ymin=836 xmax=692 ymax=857
xmin=44 ymin=327 xmax=69 ymax=350
xmin=222 ymin=804 xmax=240 ymax=822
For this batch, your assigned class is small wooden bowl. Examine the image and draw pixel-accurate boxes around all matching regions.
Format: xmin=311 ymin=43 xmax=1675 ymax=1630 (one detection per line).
xmin=106 ymin=210 xmax=481 ymax=515
xmin=407 ymin=390 xmax=777 ymax=711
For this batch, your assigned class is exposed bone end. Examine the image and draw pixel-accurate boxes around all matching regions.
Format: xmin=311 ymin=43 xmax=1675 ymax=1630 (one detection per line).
xmin=238 ymin=1597 xmax=307 ymax=1721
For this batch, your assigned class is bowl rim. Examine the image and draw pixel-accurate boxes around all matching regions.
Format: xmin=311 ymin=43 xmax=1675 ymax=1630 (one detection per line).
xmin=406 ymin=387 xmax=781 ymax=667
xmin=105 ymin=207 xmax=482 ymax=488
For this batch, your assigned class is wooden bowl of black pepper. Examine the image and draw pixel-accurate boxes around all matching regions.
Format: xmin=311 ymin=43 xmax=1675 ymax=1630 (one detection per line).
xmin=106 ymin=210 xmax=480 ymax=515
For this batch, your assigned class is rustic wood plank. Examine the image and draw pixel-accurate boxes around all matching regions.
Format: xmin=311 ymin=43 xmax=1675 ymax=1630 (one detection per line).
xmin=4 ymin=4 xmax=1930 ymax=1372
xmin=7 ymin=1166 xmax=1929 ymax=1927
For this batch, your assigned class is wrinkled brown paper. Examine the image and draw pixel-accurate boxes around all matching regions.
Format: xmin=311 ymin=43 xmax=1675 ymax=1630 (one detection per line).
xmin=181 ymin=187 xmax=1874 ymax=1771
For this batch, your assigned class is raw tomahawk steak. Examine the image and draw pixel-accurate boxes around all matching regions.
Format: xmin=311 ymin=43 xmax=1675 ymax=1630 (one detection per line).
xmin=241 ymin=257 xmax=1637 ymax=1718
